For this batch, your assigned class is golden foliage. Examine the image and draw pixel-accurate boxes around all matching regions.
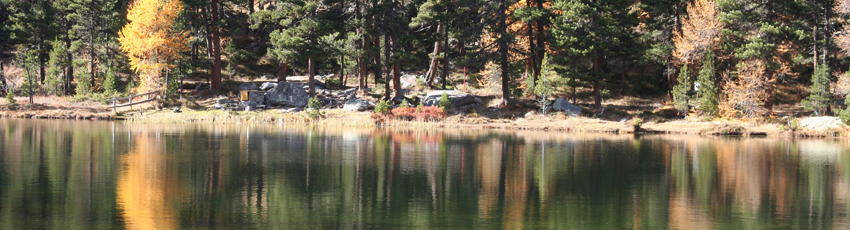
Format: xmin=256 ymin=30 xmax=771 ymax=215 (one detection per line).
xmin=836 ymin=0 xmax=850 ymax=58
xmin=837 ymin=0 xmax=850 ymax=15
xmin=673 ymin=0 xmax=722 ymax=63
xmin=118 ymin=0 xmax=189 ymax=93
xmin=117 ymin=132 xmax=181 ymax=230
xmin=723 ymin=59 xmax=773 ymax=118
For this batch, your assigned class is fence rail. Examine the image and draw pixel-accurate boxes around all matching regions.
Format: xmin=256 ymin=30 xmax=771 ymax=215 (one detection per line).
xmin=108 ymin=90 xmax=161 ymax=112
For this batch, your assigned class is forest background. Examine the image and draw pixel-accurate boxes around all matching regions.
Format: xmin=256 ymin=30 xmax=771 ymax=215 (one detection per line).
xmin=2 ymin=0 xmax=850 ymax=120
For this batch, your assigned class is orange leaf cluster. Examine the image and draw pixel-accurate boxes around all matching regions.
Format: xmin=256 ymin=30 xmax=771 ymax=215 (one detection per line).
xmin=673 ymin=0 xmax=722 ymax=63
xmin=118 ymin=0 xmax=189 ymax=92
xmin=390 ymin=106 xmax=446 ymax=121
xmin=723 ymin=59 xmax=772 ymax=118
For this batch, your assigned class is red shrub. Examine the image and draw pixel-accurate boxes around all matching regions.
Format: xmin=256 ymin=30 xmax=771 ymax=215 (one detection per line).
xmin=390 ymin=106 xmax=445 ymax=121
xmin=415 ymin=106 xmax=445 ymax=121
xmin=391 ymin=107 xmax=417 ymax=120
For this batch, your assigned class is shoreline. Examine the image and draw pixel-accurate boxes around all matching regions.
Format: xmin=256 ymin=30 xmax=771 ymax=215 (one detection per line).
xmin=2 ymin=105 xmax=846 ymax=138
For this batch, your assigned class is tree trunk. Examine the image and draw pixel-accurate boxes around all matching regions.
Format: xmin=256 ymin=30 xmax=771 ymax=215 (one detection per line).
xmin=527 ymin=0 xmax=538 ymax=84
xmin=424 ymin=22 xmax=443 ymax=86
xmin=374 ymin=37 xmax=382 ymax=87
xmin=340 ymin=55 xmax=346 ymax=89
xmin=89 ymin=5 xmax=96 ymax=89
xmin=535 ymin=0 xmax=545 ymax=76
xmin=499 ymin=0 xmax=510 ymax=106
xmin=393 ymin=63 xmax=402 ymax=99
xmin=65 ymin=31 xmax=74 ymax=95
xmin=593 ymin=57 xmax=602 ymax=109
xmin=0 ymin=63 xmax=5 ymax=90
xmin=384 ymin=33 xmax=392 ymax=101
xmin=308 ymin=58 xmax=315 ymax=97
xmin=277 ymin=61 xmax=287 ymax=82
xmin=356 ymin=0 xmax=366 ymax=93
xmin=210 ymin=0 xmax=223 ymax=92
xmin=814 ymin=16 xmax=819 ymax=71
xmin=442 ymin=26 xmax=449 ymax=90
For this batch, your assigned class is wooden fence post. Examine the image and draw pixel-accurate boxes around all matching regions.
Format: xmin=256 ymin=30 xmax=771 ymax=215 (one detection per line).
xmin=112 ymin=97 xmax=117 ymax=113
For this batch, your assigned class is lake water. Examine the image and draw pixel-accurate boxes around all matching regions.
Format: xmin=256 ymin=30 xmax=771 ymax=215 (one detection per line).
xmin=1 ymin=118 xmax=850 ymax=229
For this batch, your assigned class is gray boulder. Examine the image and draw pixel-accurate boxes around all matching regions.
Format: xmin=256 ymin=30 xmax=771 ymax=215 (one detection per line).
xmin=267 ymin=81 xmax=310 ymax=107
xmin=343 ymin=98 xmax=371 ymax=111
xmin=260 ymin=82 xmax=278 ymax=90
xmin=421 ymin=90 xmax=482 ymax=108
xmin=800 ymin=116 xmax=844 ymax=130
xmin=552 ymin=98 xmax=582 ymax=116
xmin=239 ymin=82 xmax=260 ymax=91
xmin=338 ymin=88 xmax=358 ymax=100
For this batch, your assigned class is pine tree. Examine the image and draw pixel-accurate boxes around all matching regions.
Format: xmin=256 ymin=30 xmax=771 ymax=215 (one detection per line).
xmin=672 ymin=64 xmax=690 ymax=112
xmin=45 ymin=38 xmax=68 ymax=96
xmin=803 ymin=65 xmax=832 ymax=115
xmin=265 ymin=0 xmax=346 ymax=97
xmin=696 ymin=51 xmax=718 ymax=116
xmin=118 ymin=0 xmax=189 ymax=93
xmin=16 ymin=45 xmax=39 ymax=104
xmin=3 ymin=0 xmax=55 ymax=84
xmin=549 ymin=0 xmax=636 ymax=109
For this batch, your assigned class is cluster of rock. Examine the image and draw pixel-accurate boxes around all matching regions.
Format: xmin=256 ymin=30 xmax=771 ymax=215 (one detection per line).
xmin=217 ymin=81 xmax=374 ymax=112
xmin=218 ymin=76 xmax=492 ymax=113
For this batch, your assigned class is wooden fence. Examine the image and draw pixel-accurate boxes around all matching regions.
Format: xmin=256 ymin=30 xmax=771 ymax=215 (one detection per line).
xmin=107 ymin=90 xmax=162 ymax=112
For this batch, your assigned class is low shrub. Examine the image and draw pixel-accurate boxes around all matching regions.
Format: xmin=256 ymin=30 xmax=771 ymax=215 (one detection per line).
xmin=375 ymin=99 xmax=392 ymax=114
xmin=391 ymin=105 xmax=445 ymax=121
xmin=840 ymin=109 xmax=850 ymax=125
xmin=306 ymin=96 xmax=325 ymax=119
xmin=438 ymin=92 xmax=451 ymax=111
xmin=6 ymin=88 xmax=15 ymax=106
xmin=633 ymin=118 xmax=643 ymax=130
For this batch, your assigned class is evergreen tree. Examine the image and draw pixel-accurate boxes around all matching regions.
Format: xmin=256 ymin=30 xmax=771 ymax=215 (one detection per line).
xmin=549 ymin=0 xmax=637 ymax=109
xmin=265 ymin=0 xmax=346 ymax=97
xmin=672 ymin=64 xmax=690 ymax=113
xmin=16 ymin=45 xmax=39 ymax=104
xmin=45 ymin=38 xmax=68 ymax=96
xmin=3 ymin=0 xmax=55 ymax=84
xmin=803 ymin=65 xmax=832 ymax=115
xmin=696 ymin=50 xmax=718 ymax=116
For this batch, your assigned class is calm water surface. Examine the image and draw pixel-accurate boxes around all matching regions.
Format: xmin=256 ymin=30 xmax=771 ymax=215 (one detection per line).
xmin=1 ymin=118 xmax=850 ymax=229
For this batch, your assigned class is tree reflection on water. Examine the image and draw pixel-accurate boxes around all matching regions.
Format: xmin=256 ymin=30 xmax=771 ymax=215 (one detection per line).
xmin=2 ymin=119 xmax=850 ymax=229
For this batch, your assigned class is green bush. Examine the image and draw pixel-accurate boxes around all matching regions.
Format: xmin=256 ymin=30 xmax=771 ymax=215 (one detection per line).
xmin=400 ymin=99 xmax=410 ymax=108
xmin=438 ymin=92 xmax=451 ymax=111
xmin=633 ymin=118 xmax=643 ymax=130
xmin=789 ymin=117 xmax=800 ymax=131
xmin=6 ymin=88 xmax=15 ymax=106
xmin=375 ymin=99 xmax=392 ymax=114
xmin=840 ymin=108 xmax=850 ymax=125
xmin=306 ymin=96 xmax=325 ymax=119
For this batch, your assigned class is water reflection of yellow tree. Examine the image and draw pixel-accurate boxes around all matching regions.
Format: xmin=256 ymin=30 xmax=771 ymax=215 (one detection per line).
xmin=117 ymin=131 xmax=183 ymax=230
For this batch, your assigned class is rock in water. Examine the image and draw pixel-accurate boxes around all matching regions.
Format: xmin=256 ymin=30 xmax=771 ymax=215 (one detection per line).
xmin=343 ymin=99 xmax=371 ymax=111
xmin=421 ymin=90 xmax=482 ymax=108
xmin=267 ymin=81 xmax=309 ymax=107
xmin=259 ymin=82 xmax=278 ymax=90
xmin=551 ymin=98 xmax=582 ymax=116
xmin=800 ymin=116 xmax=843 ymax=130
xmin=239 ymin=82 xmax=260 ymax=91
